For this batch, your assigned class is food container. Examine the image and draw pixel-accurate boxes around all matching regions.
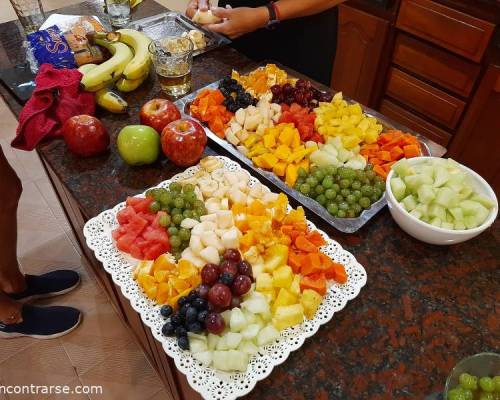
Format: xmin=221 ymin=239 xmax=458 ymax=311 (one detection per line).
xmin=385 ymin=157 xmax=498 ymax=245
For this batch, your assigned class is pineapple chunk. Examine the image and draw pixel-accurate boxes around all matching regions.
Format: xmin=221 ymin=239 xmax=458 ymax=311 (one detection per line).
xmin=263 ymin=244 xmax=289 ymax=271
xmin=256 ymin=273 xmax=273 ymax=292
xmin=300 ymin=289 xmax=323 ymax=319
xmin=272 ymin=288 xmax=297 ymax=313
xmin=272 ymin=265 xmax=294 ymax=289
xmin=272 ymin=304 xmax=304 ymax=331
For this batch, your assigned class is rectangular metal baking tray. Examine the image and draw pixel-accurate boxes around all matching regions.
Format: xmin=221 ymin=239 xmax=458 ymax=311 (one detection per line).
xmin=175 ymin=62 xmax=446 ymax=233
xmin=128 ymin=12 xmax=230 ymax=57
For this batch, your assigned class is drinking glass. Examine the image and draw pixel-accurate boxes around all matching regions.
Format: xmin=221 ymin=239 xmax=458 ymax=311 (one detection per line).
xmin=105 ymin=0 xmax=131 ymax=28
xmin=9 ymin=0 xmax=45 ymax=33
xmin=149 ymin=36 xmax=194 ymax=97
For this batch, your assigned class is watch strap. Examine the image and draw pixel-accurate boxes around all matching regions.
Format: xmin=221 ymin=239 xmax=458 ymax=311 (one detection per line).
xmin=265 ymin=2 xmax=280 ymax=28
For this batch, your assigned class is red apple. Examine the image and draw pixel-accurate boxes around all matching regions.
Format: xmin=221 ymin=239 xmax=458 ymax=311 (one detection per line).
xmin=161 ymin=119 xmax=207 ymax=167
xmin=62 ymin=115 xmax=109 ymax=157
xmin=140 ymin=99 xmax=181 ymax=133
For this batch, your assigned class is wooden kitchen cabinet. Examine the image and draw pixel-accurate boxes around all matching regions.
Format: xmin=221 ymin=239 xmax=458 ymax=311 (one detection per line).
xmin=331 ymin=3 xmax=390 ymax=107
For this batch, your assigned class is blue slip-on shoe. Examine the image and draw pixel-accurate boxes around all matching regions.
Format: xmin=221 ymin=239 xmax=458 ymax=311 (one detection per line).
xmin=0 ymin=304 xmax=82 ymax=339
xmin=8 ymin=270 xmax=80 ymax=302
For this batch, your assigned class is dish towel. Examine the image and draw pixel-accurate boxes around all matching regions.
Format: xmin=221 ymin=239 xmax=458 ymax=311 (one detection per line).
xmin=11 ymin=63 xmax=95 ymax=151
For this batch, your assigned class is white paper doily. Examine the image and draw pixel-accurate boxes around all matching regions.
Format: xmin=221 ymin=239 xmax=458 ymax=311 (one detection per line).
xmin=83 ymin=156 xmax=367 ymax=400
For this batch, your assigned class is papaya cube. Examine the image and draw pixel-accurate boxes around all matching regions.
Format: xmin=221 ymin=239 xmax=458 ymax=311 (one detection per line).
xmin=263 ymin=133 xmax=276 ymax=149
xmin=291 ymin=130 xmax=301 ymax=149
xmin=178 ymin=259 xmax=198 ymax=279
xmin=272 ymin=265 xmax=294 ymax=288
xmin=272 ymin=304 xmax=304 ymax=331
xmin=256 ymin=273 xmax=274 ymax=292
xmin=273 ymin=161 xmax=287 ymax=177
xmin=300 ymin=289 xmax=323 ymax=319
xmin=156 ymin=282 xmax=169 ymax=304
xmin=290 ymin=275 xmax=301 ymax=295
xmin=275 ymin=144 xmax=291 ymax=160
xmin=260 ymin=153 xmax=278 ymax=169
xmin=154 ymin=270 xmax=169 ymax=283
xmin=170 ymin=277 xmax=190 ymax=293
xmin=297 ymin=158 xmax=310 ymax=173
xmin=278 ymin=125 xmax=295 ymax=146
xmin=152 ymin=255 xmax=174 ymax=273
xmin=285 ymin=164 xmax=298 ymax=187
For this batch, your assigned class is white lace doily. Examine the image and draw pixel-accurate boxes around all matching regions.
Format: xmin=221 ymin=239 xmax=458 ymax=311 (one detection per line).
xmin=83 ymin=156 xmax=367 ymax=400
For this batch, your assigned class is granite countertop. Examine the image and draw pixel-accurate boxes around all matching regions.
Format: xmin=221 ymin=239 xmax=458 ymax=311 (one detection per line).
xmin=0 ymin=1 xmax=499 ymax=399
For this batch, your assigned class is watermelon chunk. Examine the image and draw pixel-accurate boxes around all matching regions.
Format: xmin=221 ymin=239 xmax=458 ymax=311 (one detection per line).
xmin=116 ymin=206 xmax=136 ymax=225
xmin=126 ymin=197 xmax=153 ymax=213
xmin=143 ymin=243 xmax=167 ymax=260
xmin=116 ymin=233 xmax=136 ymax=253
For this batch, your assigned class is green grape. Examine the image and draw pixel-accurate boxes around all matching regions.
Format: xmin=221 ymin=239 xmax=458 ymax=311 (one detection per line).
xmin=325 ymin=165 xmax=337 ymax=176
xmin=184 ymin=191 xmax=197 ymax=204
xmin=346 ymin=194 xmax=356 ymax=204
xmin=296 ymin=178 xmax=305 ymax=187
xmin=479 ymin=393 xmax=495 ymax=400
xmin=355 ymin=170 xmax=365 ymax=180
xmin=374 ymin=180 xmax=385 ymax=191
xmin=306 ymin=176 xmax=318 ymax=187
xmin=169 ymin=182 xmax=181 ymax=193
xmin=168 ymin=226 xmax=178 ymax=235
xmin=191 ymin=210 xmax=200 ymax=220
xmin=316 ymin=194 xmax=326 ymax=206
xmin=359 ymin=197 xmax=371 ymax=209
xmin=183 ymin=183 xmax=195 ymax=193
xmin=174 ymin=197 xmax=185 ymax=209
xmin=459 ymin=374 xmax=478 ymax=391
xmin=171 ymin=207 xmax=182 ymax=216
xmin=322 ymin=176 xmax=334 ymax=189
xmin=353 ymin=204 xmax=362 ymax=215
xmin=161 ymin=205 xmax=171 ymax=213
xmin=493 ymin=376 xmax=500 ymax=391
xmin=353 ymin=190 xmax=362 ymax=200
xmin=340 ymin=188 xmax=350 ymax=197
xmin=351 ymin=180 xmax=361 ymax=190
xmin=339 ymin=202 xmax=349 ymax=211
xmin=179 ymin=228 xmax=191 ymax=241
xmin=361 ymin=185 xmax=374 ymax=197
xmin=373 ymin=187 xmax=383 ymax=199
xmin=294 ymin=183 xmax=302 ymax=191
xmin=170 ymin=235 xmax=181 ymax=248
xmin=160 ymin=192 xmax=173 ymax=206
xmin=315 ymin=185 xmax=325 ymax=195
xmin=313 ymin=169 xmax=325 ymax=182
xmin=366 ymin=170 xmax=376 ymax=180
xmin=327 ymin=202 xmax=338 ymax=215
xmin=346 ymin=209 xmax=356 ymax=218
xmin=297 ymin=167 xmax=308 ymax=178
xmin=337 ymin=209 xmax=346 ymax=218
xmin=184 ymin=201 xmax=192 ymax=210
xmin=447 ymin=388 xmax=466 ymax=400
xmin=480 ymin=377 xmax=495 ymax=393
xmin=370 ymin=193 xmax=379 ymax=203
xmin=193 ymin=199 xmax=205 ymax=209
xmin=299 ymin=183 xmax=311 ymax=195
xmin=172 ymin=214 xmax=184 ymax=225
xmin=183 ymin=209 xmax=193 ymax=219
xmin=195 ymin=206 xmax=207 ymax=216
xmin=310 ymin=166 xmax=319 ymax=175
xmin=325 ymin=189 xmax=336 ymax=200
xmin=332 ymin=183 xmax=340 ymax=192
xmin=149 ymin=201 xmax=161 ymax=213
xmin=338 ymin=167 xmax=350 ymax=179
xmin=159 ymin=214 xmax=171 ymax=227
xmin=335 ymin=194 xmax=344 ymax=203
xmin=339 ymin=179 xmax=351 ymax=189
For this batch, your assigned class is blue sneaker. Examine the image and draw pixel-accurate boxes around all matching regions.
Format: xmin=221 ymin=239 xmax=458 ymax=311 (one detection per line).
xmin=0 ymin=304 xmax=81 ymax=339
xmin=8 ymin=270 xmax=80 ymax=302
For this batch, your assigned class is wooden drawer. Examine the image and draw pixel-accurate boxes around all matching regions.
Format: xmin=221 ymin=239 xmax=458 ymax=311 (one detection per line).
xmin=393 ymin=33 xmax=481 ymax=97
xmin=385 ymin=67 xmax=466 ymax=129
xmin=396 ymin=0 xmax=495 ymax=62
xmin=380 ymin=99 xmax=452 ymax=147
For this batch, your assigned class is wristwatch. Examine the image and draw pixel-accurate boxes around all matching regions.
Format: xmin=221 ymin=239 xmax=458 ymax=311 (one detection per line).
xmin=265 ymin=1 xmax=281 ymax=29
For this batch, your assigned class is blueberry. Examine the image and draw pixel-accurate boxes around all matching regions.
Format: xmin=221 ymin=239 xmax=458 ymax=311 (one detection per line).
xmin=197 ymin=310 xmax=209 ymax=324
xmin=170 ymin=314 xmax=182 ymax=327
xmin=177 ymin=296 xmax=189 ymax=307
xmin=192 ymin=298 xmax=208 ymax=310
xmin=178 ymin=304 xmax=189 ymax=318
xmin=187 ymin=291 xmax=198 ymax=302
xmin=185 ymin=306 xmax=198 ymax=324
xmin=177 ymin=336 xmax=189 ymax=350
xmin=161 ymin=322 xmax=175 ymax=336
xmin=219 ymin=272 xmax=234 ymax=286
xmin=160 ymin=305 xmax=173 ymax=318
xmin=187 ymin=322 xmax=203 ymax=334
xmin=175 ymin=326 xmax=187 ymax=338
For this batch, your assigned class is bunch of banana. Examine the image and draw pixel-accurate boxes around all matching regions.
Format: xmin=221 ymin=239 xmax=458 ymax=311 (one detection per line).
xmin=78 ymin=29 xmax=152 ymax=112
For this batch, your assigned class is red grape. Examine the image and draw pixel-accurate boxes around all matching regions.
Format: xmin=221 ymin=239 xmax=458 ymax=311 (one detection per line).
xmin=230 ymin=296 xmax=241 ymax=309
xmin=237 ymin=261 xmax=253 ymax=278
xmin=283 ymin=83 xmax=294 ymax=96
xmin=270 ymin=85 xmax=282 ymax=97
xmin=201 ymin=264 xmax=219 ymax=286
xmin=219 ymin=260 xmax=238 ymax=276
xmin=223 ymin=248 xmax=241 ymax=263
xmin=232 ymin=275 xmax=252 ymax=296
xmin=194 ymin=284 xmax=210 ymax=300
xmin=208 ymin=283 xmax=232 ymax=308
xmin=205 ymin=312 xmax=225 ymax=334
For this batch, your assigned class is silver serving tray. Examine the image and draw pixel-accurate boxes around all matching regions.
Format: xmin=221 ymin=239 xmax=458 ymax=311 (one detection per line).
xmin=175 ymin=62 xmax=446 ymax=233
xmin=129 ymin=12 xmax=230 ymax=57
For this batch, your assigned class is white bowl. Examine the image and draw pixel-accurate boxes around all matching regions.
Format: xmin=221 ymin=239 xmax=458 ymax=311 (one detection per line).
xmin=385 ymin=157 xmax=498 ymax=245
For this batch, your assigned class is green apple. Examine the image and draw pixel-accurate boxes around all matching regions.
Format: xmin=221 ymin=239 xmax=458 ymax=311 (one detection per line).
xmin=117 ymin=125 xmax=160 ymax=165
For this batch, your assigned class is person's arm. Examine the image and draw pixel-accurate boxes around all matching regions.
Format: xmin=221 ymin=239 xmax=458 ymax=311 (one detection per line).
xmin=207 ymin=0 xmax=346 ymax=39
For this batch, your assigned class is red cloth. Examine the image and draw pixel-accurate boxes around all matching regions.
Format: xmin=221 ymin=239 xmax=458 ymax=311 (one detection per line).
xmin=12 ymin=64 xmax=95 ymax=151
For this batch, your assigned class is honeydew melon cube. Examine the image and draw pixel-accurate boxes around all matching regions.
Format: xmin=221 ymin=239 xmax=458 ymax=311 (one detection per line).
xmin=216 ymin=336 xmax=228 ymax=350
xmin=337 ymin=147 xmax=351 ymax=163
xmin=256 ymin=325 xmax=280 ymax=346
xmin=428 ymin=203 xmax=446 ymax=221
xmin=464 ymin=215 xmax=480 ymax=229
xmin=402 ymin=194 xmax=417 ymax=212
xmin=253 ymin=315 xmax=265 ymax=328
xmin=470 ymin=194 xmax=495 ymax=209
xmin=241 ymin=298 xmax=270 ymax=315
xmin=430 ymin=217 xmax=442 ymax=228
xmin=454 ymin=221 xmax=466 ymax=230
xmin=415 ymin=203 xmax=428 ymax=215
xmin=435 ymin=187 xmax=459 ymax=208
xmin=445 ymin=212 xmax=453 ymax=223
xmin=404 ymin=175 xmax=422 ymax=193
xmin=391 ymin=177 xmax=407 ymax=201
xmin=238 ymin=340 xmax=259 ymax=355
xmin=474 ymin=204 xmax=490 ymax=225
xmin=393 ymin=159 xmax=413 ymax=178
xmin=322 ymin=144 xmax=338 ymax=157
xmin=188 ymin=332 xmax=207 ymax=342
xmin=433 ymin=168 xmax=449 ymax=188
xmin=225 ymin=332 xmax=242 ymax=349
xmin=213 ymin=350 xmax=248 ymax=372
xmin=409 ymin=209 xmax=422 ymax=219
xmin=449 ymin=207 xmax=464 ymax=222
xmin=310 ymin=150 xmax=338 ymax=168
xmin=241 ymin=324 xmax=261 ymax=340
xmin=193 ymin=351 xmax=213 ymax=367
xmin=421 ymin=165 xmax=435 ymax=178
xmin=261 ymin=309 xmax=272 ymax=322
xmin=242 ymin=310 xmax=257 ymax=324
xmin=458 ymin=185 xmax=473 ymax=200
xmin=189 ymin=338 xmax=208 ymax=353
xmin=441 ymin=222 xmax=454 ymax=230
xmin=460 ymin=200 xmax=482 ymax=216
xmin=417 ymin=184 xmax=435 ymax=204
xmin=221 ymin=310 xmax=232 ymax=325
xmin=420 ymin=174 xmax=434 ymax=185
xmin=207 ymin=334 xmax=220 ymax=350
xmin=230 ymin=308 xmax=247 ymax=332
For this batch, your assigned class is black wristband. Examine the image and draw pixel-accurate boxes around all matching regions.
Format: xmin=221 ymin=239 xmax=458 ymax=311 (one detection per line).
xmin=265 ymin=2 xmax=280 ymax=28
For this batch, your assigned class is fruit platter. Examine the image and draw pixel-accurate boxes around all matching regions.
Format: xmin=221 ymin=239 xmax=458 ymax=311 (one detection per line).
xmin=83 ymin=155 xmax=367 ymax=399
xmin=176 ymin=63 xmax=446 ymax=233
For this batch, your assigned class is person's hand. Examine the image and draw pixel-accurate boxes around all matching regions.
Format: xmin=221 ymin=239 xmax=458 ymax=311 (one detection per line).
xmin=206 ymin=7 xmax=269 ymax=39
xmin=186 ymin=0 xmax=210 ymax=19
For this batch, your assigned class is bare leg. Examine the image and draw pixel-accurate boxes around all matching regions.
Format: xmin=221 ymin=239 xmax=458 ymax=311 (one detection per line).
xmin=0 ymin=146 xmax=26 ymax=317
xmin=0 ymin=292 xmax=22 ymax=324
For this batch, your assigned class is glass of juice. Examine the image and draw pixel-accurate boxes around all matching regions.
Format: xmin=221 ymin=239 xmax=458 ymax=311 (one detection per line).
xmin=105 ymin=0 xmax=131 ymax=28
xmin=9 ymin=0 xmax=45 ymax=33
xmin=149 ymin=36 xmax=193 ymax=97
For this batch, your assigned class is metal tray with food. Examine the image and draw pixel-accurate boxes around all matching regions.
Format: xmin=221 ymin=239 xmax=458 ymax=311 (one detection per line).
xmin=175 ymin=63 xmax=446 ymax=233
xmin=128 ymin=12 xmax=230 ymax=57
